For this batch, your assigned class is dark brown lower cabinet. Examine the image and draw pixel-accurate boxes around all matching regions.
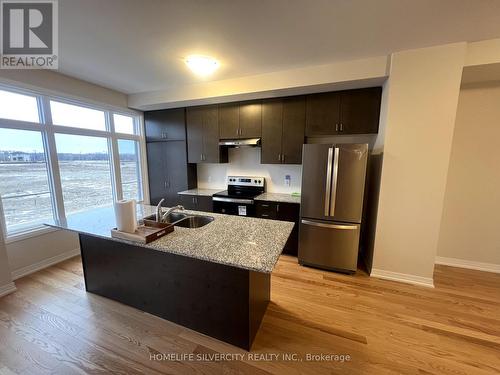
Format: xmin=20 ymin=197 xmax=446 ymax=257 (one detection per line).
xmin=79 ymin=234 xmax=269 ymax=350
xmin=255 ymin=201 xmax=300 ymax=256
xmin=146 ymin=140 xmax=197 ymax=207
xmin=178 ymin=194 xmax=213 ymax=212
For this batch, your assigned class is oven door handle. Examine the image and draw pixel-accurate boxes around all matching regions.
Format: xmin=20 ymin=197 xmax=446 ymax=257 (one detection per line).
xmin=212 ymin=197 xmax=254 ymax=204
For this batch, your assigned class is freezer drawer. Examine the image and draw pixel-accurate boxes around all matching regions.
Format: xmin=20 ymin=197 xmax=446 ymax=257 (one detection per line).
xmin=298 ymin=219 xmax=360 ymax=273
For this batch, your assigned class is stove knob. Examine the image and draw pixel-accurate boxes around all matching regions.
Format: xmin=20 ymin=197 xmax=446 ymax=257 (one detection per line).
xmin=258 ymin=180 xmax=262 ymax=183
xmin=254 ymin=179 xmax=257 ymax=183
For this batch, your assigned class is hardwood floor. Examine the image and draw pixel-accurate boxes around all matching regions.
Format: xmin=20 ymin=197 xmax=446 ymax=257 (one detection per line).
xmin=0 ymin=255 xmax=499 ymax=374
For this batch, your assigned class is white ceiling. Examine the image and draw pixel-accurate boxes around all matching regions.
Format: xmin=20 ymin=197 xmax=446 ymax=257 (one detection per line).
xmin=58 ymin=0 xmax=500 ymax=94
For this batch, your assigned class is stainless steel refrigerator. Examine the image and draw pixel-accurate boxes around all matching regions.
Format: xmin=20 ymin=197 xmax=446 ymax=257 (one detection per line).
xmin=298 ymin=143 xmax=368 ymax=273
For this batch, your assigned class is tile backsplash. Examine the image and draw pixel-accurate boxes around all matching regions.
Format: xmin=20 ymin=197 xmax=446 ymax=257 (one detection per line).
xmin=197 ymin=147 xmax=302 ymax=194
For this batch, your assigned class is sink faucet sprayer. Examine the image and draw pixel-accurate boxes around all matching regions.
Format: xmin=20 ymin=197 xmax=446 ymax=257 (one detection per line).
xmin=161 ymin=205 xmax=185 ymax=222
xmin=155 ymin=199 xmax=185 ymax=223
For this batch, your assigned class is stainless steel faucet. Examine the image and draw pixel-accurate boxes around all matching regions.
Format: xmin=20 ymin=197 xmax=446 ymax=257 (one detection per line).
xmin=156 ymin=198 xmax=165 ymax=222
xmin=155 ymin=200 xmax=185 ymax=222
xmin=161 ymin=205 xmax=184 ymax=222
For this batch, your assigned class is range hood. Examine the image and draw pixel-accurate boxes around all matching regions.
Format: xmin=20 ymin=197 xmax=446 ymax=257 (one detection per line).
xmin=219 ymin=138 xmax=261 ymax=147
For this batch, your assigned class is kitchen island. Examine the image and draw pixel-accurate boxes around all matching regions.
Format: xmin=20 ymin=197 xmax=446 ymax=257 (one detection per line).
xmin=47 ymin=204 xmax=294 ymax=350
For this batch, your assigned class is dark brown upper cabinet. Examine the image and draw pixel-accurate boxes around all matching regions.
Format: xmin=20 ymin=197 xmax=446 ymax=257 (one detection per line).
xmin=261 ymin=96 xmax=305 ymax=164
xmin=340 ymin=87 xmax=382 ymax=134
xmin=219 ymin=103 xmax=240 ymax=139
xmin=144 ymin=109 xmax=196 ymax=207
xmin=186 ymin=105 xmax=228 ymax=164
xmin=239 ymin=101 xmax=262 ymax=138
xmin=144 ymin=108 xmax=187 ymax=141
xmin=305 ymin=92 xmax=341 ymax=136
xmin=219 ymin=101 xmax=262 ymax=139
xmin=305 ymin=87 xmax=381 ymax=136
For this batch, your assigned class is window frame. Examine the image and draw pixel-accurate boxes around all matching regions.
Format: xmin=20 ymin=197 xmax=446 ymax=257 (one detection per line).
xmin=0 ymin=83 xmax=147 ymax=242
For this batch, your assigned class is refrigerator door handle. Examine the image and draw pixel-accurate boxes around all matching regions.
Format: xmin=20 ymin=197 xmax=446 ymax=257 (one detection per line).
xmin=330 ymin=147 xmax=340 ymax=216
xmin=301 ymin=219 xmax=358 ymax=230
xmin=324 ymin=147 xmax=334 ymax=216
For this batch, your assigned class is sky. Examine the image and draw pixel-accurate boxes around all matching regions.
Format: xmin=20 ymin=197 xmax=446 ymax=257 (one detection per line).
xmin=0 ymin=128 xmax=137 ymax=154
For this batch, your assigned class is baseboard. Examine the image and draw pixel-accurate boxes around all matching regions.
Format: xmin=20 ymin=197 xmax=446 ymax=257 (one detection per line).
xmin=370 ymin=268 xmax=434 ymax=288
xmin=11 ymin=248 xmax=81 ymax=280
xmin=0 ymin=282 xmax=17 ymax=298
xmin=435 ymin=256 xmax=500 ymax=274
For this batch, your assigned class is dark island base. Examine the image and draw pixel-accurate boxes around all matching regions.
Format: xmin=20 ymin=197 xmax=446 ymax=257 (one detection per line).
xmin=79 ymin=234 xmax=270 ymax=350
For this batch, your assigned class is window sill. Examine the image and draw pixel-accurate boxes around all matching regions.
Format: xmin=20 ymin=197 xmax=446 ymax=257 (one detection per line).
xmin=4 ymin=226 xmax=59 ymax=244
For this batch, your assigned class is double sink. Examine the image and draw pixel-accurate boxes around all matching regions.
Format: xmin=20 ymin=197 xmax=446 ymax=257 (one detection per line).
xmin=143 ymin=212 xmax=214 ymax=229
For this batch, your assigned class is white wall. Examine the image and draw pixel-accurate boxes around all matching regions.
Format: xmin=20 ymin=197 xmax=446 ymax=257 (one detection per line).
xmin=436 ymin=82 xmax=500 ymax=270
xmin=197 ymin=147 xmax=302 ymax=194
xmin=7 ymin=230 xmax=80 ymax=279
xmin=372 ymin=43 xmax=466 ymax=286
xmin=0 ymin=228 xmax=14 ymax=295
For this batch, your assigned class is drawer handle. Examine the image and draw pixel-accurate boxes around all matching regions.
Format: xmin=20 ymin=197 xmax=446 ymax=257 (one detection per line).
xmin=261 ymin=204 xmax=269 ymax=207
xmin=261 ymin=214 xmax=269 ymax=217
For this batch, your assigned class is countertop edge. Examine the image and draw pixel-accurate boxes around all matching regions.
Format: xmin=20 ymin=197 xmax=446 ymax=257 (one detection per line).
xmin=48 ymin=223 xmax=279 ymax=274
xmin=178 ymin=189 xmax=223 ymax=197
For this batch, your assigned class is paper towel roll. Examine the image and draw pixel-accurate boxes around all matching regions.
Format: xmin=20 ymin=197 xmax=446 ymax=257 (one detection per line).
xmin=114 ymin=199 xmax=137 ymax=233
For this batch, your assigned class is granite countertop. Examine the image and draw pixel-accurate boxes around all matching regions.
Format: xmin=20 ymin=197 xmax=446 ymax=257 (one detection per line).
xmin=46 ymin=204 xmax=293 ymax=274
xmin=254 ymin=192 xmax=301 ymax=204
xmin=178 ymin=188 xmax=223 ymax=196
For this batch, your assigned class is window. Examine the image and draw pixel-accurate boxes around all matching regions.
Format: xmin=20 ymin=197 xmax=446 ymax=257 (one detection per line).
xmin=55 ymin=134 xmax=114 ymax=215
xmin=0 ymin=85 xmax=144 ymax=239
xmin=118 ymin=140 xmax=141 ymax=200
xmin=50 ymin=100 xmax=106 ymax=131
xmin=0 ymin=128 xmax=54 ymax=235
xmin=0 ymin=89 xmax=40 ymax=123
xmin=114 ymin=114 xmax=136 ymax=135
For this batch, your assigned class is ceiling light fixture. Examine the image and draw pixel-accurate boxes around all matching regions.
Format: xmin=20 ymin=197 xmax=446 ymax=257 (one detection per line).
xmin=185 ymin=55 xmax=219 ymax=76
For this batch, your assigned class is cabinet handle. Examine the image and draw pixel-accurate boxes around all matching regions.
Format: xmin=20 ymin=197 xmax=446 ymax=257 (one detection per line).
xmin=340 ymin=123 xmax=343 ymax=131
xmin=282 ymin=154 xmax=285 ymax=163
xmin=164 ymin=181 xmax=167 ymax=189
xmin=261 ymin=204 xmax=269 ymax=207
xmin=278 ymin=153 xmax=281 ymax=162
xmin=335 ymin=123 xmax=339 ymax=132
xmin=192 ymin=197 xmax=196 ymax=204
xmin=261 ymin=214 xmax=269 ymax=217
xmin=200 ymin=153 xmax=203 ymax=161
xmin=277 ymin=204 xmax=279 ymax=212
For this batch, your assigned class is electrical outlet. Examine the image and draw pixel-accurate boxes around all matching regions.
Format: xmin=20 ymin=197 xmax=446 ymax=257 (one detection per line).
xmin=284 ymin=175 xmax=291 ymax=187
